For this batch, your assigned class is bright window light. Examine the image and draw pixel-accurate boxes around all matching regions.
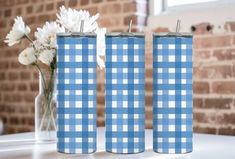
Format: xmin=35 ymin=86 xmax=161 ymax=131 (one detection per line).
xmin=167 ymin=0 xmax=217 ymax=7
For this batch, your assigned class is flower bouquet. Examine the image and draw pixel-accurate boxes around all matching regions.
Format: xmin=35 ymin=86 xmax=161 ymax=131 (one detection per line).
xmin=5 ymin=6 xmax=106 ymax=142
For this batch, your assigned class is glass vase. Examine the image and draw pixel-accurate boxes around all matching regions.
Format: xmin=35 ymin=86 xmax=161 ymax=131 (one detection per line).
xmin=35 ymin=70 xmax=57 ymax=143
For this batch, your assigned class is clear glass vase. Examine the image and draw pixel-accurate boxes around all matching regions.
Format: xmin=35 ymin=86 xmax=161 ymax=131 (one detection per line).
xmin=35 ymin=70 xmax=57 ymax=143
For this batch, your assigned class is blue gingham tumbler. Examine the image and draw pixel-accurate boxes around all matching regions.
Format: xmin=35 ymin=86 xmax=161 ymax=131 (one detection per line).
xmin=56 ymin=33 xmax=97 ymax=154
xmin=153 ymin=33 xmax=193 ymax=154
xmin=105 ymin=33 xmax=145 ymax=154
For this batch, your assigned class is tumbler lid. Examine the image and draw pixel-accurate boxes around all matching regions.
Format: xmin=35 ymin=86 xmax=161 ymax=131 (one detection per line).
xmin=57 ymin=32 xmax=96 ymax=37
xmin=57 ymin=20 xmax=96 ymax=37
xmin=153 ymin=32 xmax=192 ymax=37
xmin=106 ymin=32 xmax=145 ymax=37
xmin=106 ymin=20 xmax=144 ymax=37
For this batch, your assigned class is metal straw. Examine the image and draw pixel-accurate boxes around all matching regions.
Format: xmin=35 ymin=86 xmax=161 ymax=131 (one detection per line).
xmin=128 ymin=20 xmax=132 ymax=33
xmin=80 ymin=20 xmax=84 ymax=32
xmin=176 ymin=20 xmax=181 ymax=33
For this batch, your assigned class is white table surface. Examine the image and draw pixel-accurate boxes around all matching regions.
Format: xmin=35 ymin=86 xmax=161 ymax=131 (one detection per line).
xmin=0 ymin=127 xmax=234 ymax=159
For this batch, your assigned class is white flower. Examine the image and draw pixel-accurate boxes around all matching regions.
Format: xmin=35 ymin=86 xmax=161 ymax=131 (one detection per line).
xmin=5 ymin=16 xmax=30 ymax=46
xmin=57 ymin=6 xmax=99 ymax=32
xmin=38 ymin=49 xmax=55 ymax=66
xmin=35 ymin=22 xmax=65 ymax=48
xmin=18 ymin=47 xmax=36 ymax=65
xmin=57 ymin=6 xmax=106 ymax=69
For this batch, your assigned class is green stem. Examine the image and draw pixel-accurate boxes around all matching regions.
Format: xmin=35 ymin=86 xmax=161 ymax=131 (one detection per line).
xmin=24 ymin=34 xmax=37 ymax=51
xmin=45 ymin=68 xmax=55 ymax=131
xmin=24 ymin=34 xmax=34 ymax=43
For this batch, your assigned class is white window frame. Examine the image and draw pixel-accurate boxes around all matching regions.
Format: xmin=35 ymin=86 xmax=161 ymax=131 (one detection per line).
xmin=148 ymin=0 xmax=235 ymax=33
xmin=150 ymin=0 xmax=233 ymax=16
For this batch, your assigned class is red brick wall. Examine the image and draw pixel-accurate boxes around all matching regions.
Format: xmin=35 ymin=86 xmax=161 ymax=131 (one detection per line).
xmin=0 ymin=0 xmax=148 ymax=134
xmin=0 ymin=0 xmax=235 ymax=135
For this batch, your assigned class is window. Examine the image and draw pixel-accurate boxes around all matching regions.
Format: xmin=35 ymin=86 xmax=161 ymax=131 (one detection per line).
xmin=167 ymin=0 xmax=217 ymax=7
xmin=151 ymin=0 xmax=224 ymax=15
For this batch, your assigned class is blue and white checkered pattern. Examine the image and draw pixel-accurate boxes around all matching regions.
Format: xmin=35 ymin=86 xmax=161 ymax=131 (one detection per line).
xmin=105 ymin=35 xmax=145 ymax=154
xmin=153 ymin=35 xmax=193 ymax=154
xmin=56 ymin=35 xmax=97 ymax=154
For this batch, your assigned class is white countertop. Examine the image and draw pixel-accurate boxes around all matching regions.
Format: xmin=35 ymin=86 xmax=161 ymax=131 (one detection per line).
xmin=0 ymin=127 xmax=234 ymax=159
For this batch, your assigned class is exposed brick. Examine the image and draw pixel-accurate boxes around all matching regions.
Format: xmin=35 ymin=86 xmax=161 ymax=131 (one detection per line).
xmin=225 ymin=22 xmax=235 ymax=32
xmin=97 ymin=118 xmax=104 ymax=126
xmin=145 ymin=68 xmax=152 ymax=78
xmin=233 ymin=35 xmax=235 ymax=45
xmin=0 ymin=72 xmax=6 ymax=80
xmin=10 ymin=61 xmax=22 ymax=69
xmin=194 ymin=112 xmax=209 ymax=123
xmin=146 ymin=109 xmax=152 ymax=121
xmin=0 ymin=20 xmax=7 ymax=28
xmin=18 ymin=83 xmax=27 ymax=91
xmin=194 ymin=50 xmax=210 ymax=60
xmin=220 ymin=113 xmax=235 ymax=124
xmin=30 ymin=82 xmax=38 ymax=91
xmin=25 ymin=16 xmax=35 ymax=24
xmin=10 ymin=117 xmax=19 ymax=124
xmin=80 ymin=0 xmax=89 ymax=6
xmin=99 ymin=17 xmax=121 ymax=27
xmin=97 ymin=83 xmax=104 ymax=92
xmin=0 ymin=84 xmax=15 ymax=91
xmin=4 ymin=94 xmax=22 ymax=102
xmin=24 ymin=94 xmax=35 ymax=102
xmin=153 ymin=27 xmax=170 ymax=33
xmin=123 ymin=2 xmax=136 ymax=13
xmin=35 ymin=4 xmax=43 ymax=13
xmin=145 ymin=81 xmax=152 ymax=92
xmin=92 ymin=0 xmax=102 ymax=3
xmin=68 ymin=0 xmax=77 ymax=7
xmin=20 ymin=71 xmax=31 ymax=80
xmin=0 ymin=61 xmax=9 ymax=69
xmin=46 ymin=3 xmax=54 ymax=11
xmin=145 ymin=95 xmax=152 ymax=107
xmin=8 ymin=72 xmax=19 ymax=81
xmin=213 ymin=49 xmax=235 ymax=61
xmin=97 ymin=106 xmax=104 ymax=117
xmin=194 ymin=65 xmax=232 ymax=79
xmin=15 ymin=7 xmax=22 ymax=15
xmin=3 ymin=0 xmax=15 ymax=7
xmin=193 ymin=81 xmax=209 ymax=94
xmin=26 ymin=6 xmax=33 ymax=14
xmin=86 ymin=7 xmax=98 ymax=15
xmin=100 ymin=3 xmax=121 ymax=14
xmin=38 ymin=14 xmax=50 ymax=23
xmin=97 ymin=95 xmax=104 ymax=104
xmin=17 ymin=0 xmax=29 ymax=5
xmin=212 ymin=81 xmax=235 ymax=94
xmin=193 ymin=98 xmax=203 ymax=108
xmin=204 ymin=98 xmax=232 ymax=109
xmin=218 ymin=127 xmax=235 ymax=136
xmin=194 ymin=35 xmax=231 ymax=49
xmin=193 ymin=126 xmax=217 ymax=134
xmin=4 ymin=9 xmax=12 ymax=17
